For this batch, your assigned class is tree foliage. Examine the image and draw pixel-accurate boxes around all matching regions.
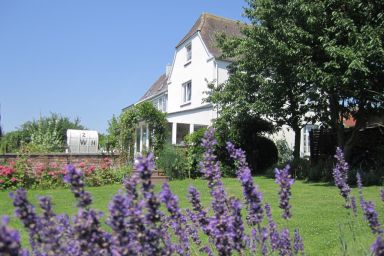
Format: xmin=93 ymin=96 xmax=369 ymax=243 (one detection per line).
xmin=107 ymin=101 xmax=167 ymax=161
xmin=208 ymin=0 xmax=316 ymax=160
xmin=209 ymin=0 xmax=384 ymax=161
xmin=0 ymin=113 xmax=84 ymax=153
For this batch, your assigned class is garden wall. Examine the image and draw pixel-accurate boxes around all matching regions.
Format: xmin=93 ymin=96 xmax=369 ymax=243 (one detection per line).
xmin=0 ymin=153 xmax=122 ymax=170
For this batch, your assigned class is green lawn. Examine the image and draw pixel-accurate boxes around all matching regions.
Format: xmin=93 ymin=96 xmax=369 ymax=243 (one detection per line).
xmin=0 ymin=177 xmax=382 ymax=255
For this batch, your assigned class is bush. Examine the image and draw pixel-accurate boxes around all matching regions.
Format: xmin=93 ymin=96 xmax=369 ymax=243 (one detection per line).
xmin=290 ymin=158 xmax=310 ymax=180
xmin=276 ymin=139 xmax=293 ymax=165
xmin=185 ymin=128 xmax=206 ymax=178
xmin=249 ymin=136 xmax=278 ymax=174
xmin=307 ymin=157 xmax=334 ymax=182
xmin=156 ymin=144 xmax=188 ymax=179
xmin=0 ymin=156 xmax=130 ymax=190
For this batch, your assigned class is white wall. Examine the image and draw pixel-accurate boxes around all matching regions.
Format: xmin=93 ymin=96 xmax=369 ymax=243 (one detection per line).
xmin=167 ymin=105 xmax=217 ymax=126
xmin=216 ymin=60 xmax=231 ymax=84
xmin=268 ymin=125 xmax=312 ymax=157
xmin=167 ymin=33 xmax=216 ymax=114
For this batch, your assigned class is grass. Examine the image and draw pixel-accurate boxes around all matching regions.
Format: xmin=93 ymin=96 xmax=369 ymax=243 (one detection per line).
xmin=0 ymin=177 xmax=382 ymax=255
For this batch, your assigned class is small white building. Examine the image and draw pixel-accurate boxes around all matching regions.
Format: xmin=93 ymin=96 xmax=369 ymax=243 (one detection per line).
xmin=128 ymin=13 xmax=313 ymax=157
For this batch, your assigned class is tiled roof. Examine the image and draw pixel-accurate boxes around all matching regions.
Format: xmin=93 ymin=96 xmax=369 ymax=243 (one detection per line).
xmin=176 ymin=13 xmax=243 ymax=59
xmin=139 ymin=73 xmax=168 ymax=101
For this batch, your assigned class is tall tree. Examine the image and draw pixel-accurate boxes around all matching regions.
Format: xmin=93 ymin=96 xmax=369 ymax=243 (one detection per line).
xmin=209 ymin=0 xmax=316 ymax=160
xmin=301 ymin=0 xmax=384 ymax=160
xmin=210 ymin=0 xmax=384 ymax=161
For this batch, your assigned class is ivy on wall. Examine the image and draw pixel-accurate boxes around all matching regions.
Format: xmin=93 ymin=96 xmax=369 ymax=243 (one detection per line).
xmin=118 ymin=101 xmax=167 ymax=161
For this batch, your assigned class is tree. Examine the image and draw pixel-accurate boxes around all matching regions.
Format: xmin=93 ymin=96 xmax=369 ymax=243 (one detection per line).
xmin=210 ymin=0 xmax=384 ymax=162
xmin=300 ymin=0 xmax=384 ymax=160
xmin=1 ymin=113 xmax=84 ymax=153
xmin=209 ymin=0 xmax=316 ymax=161
xmin=105 ymin=115 xmax=120 ymax=152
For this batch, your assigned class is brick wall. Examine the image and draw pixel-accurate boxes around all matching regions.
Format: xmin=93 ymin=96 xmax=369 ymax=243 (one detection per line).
xmin=0 ymin=153 xmax=122 ymax=170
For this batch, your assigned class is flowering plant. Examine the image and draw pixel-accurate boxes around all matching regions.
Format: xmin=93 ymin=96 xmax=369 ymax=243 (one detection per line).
xmin=0 ymin=157 xmax=127 ymax=190
xmin=0 ymin=129 xmax=382 ymax=255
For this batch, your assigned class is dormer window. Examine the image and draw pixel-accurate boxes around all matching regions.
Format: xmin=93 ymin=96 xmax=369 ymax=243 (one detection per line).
xmin=186 ymin=43 xmax=192 ymax=61
xmin=182 ymin=81 xmax=192 ymax=104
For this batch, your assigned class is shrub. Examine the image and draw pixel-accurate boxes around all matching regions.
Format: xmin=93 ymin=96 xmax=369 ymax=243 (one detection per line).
xmin=0 ymin=157 xmax=130 ymax=190
xmin=156 ymin=144 xmax=188 ymax=179
xmin=276 ymin=139 xmax=293 ymax=165
xmin=290 ymin=158 xmax=310 ymax=180
xmin=185 ymin=128 xmax=206 ymax=178
xmin=307 ymin=157 xmax=334 ymax=182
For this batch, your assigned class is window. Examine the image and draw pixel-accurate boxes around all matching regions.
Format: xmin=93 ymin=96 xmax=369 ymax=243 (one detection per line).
xmin=176 ymin=123 xmax=189 ymax=144
xmin=152 ymin=95 xmax=167 ymax=112
xmin=303 ymin=124 xmax=318 ymax=156
xmin=182 ymin=81 xmax=192 ymax=104
xmin=194 ymin=124 xmax=207 ymax=132
xmin=163 ymin=94 xmax=167 ymax=112
xmin=186 ymin=43 xmax=192 ymax=61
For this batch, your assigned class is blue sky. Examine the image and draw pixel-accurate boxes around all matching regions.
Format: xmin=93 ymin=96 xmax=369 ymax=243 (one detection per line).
xmin=0 ymin=1 xmax=246 ymax=133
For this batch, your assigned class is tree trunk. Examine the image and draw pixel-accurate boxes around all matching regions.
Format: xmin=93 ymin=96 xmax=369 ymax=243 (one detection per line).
xmin=344 ymin=110 xmax=366 ymax=162
xmin=293 ymin=126 xmax=301 ymax=161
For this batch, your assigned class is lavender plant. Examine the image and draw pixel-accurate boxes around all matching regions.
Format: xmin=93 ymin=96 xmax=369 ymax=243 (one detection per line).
xmin=332 ymin=148 xmax=384 ymax=255
xmin=8 ymin=128 xmax=384 ymax=255
xmin=332 ymin=147 xmax=351 ymax=208
xmin=275 ymin=165 xmax=295 ymax=219
xmin=0 ymin=216 xmax=28 ymax=255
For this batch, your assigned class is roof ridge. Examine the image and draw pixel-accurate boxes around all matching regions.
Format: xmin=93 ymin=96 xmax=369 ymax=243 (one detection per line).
xmin=202 ymin=12 xmax=242 ymax=23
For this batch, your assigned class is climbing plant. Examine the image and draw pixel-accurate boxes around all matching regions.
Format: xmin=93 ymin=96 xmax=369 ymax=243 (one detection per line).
xmin=118 ymin=101 xmax=167 ymax=161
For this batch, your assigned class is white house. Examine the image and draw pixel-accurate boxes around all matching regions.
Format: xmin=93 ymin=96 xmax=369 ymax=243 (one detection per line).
xmin=128 ymin=13 xmax=313 ymax=157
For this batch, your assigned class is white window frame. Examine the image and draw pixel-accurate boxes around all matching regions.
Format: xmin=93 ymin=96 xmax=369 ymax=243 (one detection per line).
xmin=186 ymin=43 xmax=192 ymax=61
xmin=163 ymin=94 xmax=167 ymax=112
xmin=182 ymin=81 xmax=192 ymax=104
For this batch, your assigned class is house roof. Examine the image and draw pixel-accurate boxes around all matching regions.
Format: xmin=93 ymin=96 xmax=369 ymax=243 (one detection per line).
xmin=139 ymin=73 xmax=168 ymax=102
xmin=176 ymin=13 xmax=243 ymax=59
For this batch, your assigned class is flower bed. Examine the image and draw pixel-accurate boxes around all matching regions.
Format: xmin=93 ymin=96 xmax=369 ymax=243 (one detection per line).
xmin=0 ymin=157 xmax=130 ymax=190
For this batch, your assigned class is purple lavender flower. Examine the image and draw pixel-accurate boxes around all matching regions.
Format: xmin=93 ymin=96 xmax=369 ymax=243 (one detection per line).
xmin=230 ymin=198 xmax=246 ymax=253
xmin=64 ymin=164 xmax=92 ymax=208
xmin=0 ymin=216 xmax=29 ymax=255
xmin=332 ymin=147 xmax=351 ymax=208
xmin=293 ymin=228 xmax=304 ymax=255
xmin=226 ymin=141 xmax=264 ymax=226
xmin=265 ymin=203 xmax=280 ymax=251
xmin=38 ymin=196 xmax=67 ymax=254
xmin=371 ymin=235 xmax=384 ymax=256
xmin=362 ymin=200 xmax=383 ymax=235
xmin=72 ymin=209 xmax=113 ymax=255
xmin=351 ymin=196 xmax=357 ymax=217
xmin=185 ymin=209 xmax=202 ymax=247
xmin=160 ymin=183 xmax=190 ymax=255
xmin=107 ymin=192 xmax=132 ymax=255
xmin=188 ymin=186 xmax=209 ymax=232
xmin=275 ymin=165 xmax=295 ymax=219
xmin=134 ymin=152 xmax=156 ymax=192
xmin=200 ymin=128 xmax=235 ymax=255
xmin=134 ymin=153 xmax=167 ymax=255
xmin=260 ymin=227 xmax=268 ymax=256
xmin=10 ymin=189 xmax=41 ymax=253
xmin=357 ymin=172 xmax=365 ymax=207
xmin=279 ymin=228 xmax=292 ymax=256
